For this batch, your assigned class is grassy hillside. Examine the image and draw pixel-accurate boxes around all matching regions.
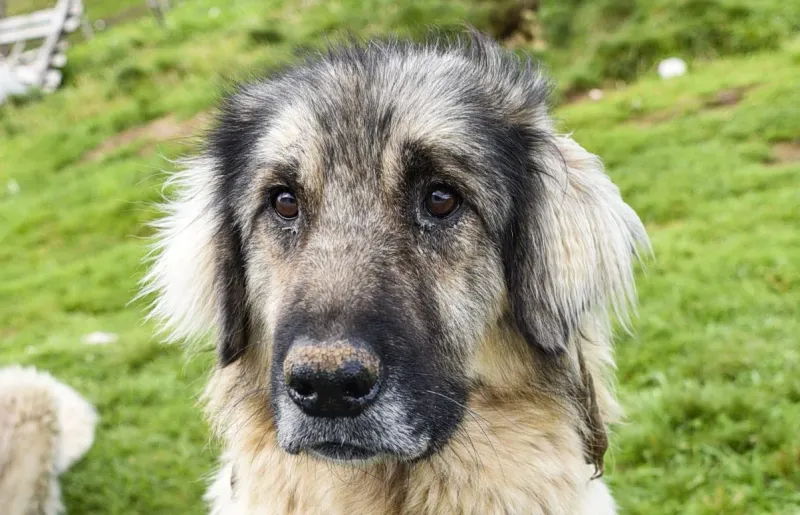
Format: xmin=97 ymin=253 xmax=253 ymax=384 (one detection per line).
xmin=534 ymin=0 xmax=800 ymax=93
xmin=1 ymin=1 xmax=798 ymax=513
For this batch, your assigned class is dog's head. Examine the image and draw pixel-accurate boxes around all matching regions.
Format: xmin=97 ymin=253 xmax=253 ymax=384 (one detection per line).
xmin=143 ymin=32 xmax=648 ymax=468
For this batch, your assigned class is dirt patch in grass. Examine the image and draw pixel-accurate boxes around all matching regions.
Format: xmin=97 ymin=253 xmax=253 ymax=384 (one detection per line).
xmin=645 ymin=219 xmax=686 ymax=233
xmin=82 ymin=112 xmax=209 ymax=163
xmin=701 ymin=85 xmax=754 ymax=110
xmin=629 ymin=85 xmax=756 ymax=127
xmin=630 ymin=107 xmax=683 ymax=127
xmin=769 ymin=141 xmax=800 ymax=165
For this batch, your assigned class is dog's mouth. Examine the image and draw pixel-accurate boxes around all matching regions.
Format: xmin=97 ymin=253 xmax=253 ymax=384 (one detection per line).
xmin=308 ymin=442 xmax=379 ymax=462
xmin=274 ymin=384 xmax=451 ymax=465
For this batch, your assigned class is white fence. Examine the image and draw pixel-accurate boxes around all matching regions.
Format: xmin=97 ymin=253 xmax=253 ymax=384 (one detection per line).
xmin=0 ymin=0 xmax=85 ymax=96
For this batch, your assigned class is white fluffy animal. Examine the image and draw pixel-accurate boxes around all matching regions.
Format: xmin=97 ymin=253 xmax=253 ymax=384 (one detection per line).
xmin=0 ymin=366 xmax=98 ymax=515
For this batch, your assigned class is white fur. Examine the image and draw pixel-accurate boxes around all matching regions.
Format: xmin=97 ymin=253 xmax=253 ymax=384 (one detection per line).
xmin=538 ymin=135 xmax=650 ymax=336
xmin=138 ymin=156 xmax=222 ymax=349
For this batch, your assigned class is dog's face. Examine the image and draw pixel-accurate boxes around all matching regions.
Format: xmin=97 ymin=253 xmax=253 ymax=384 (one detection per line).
xmin=211 ymin=43 xmax=536 ymax=462
xmin=145 ymin=33 xmax=647 ymax=469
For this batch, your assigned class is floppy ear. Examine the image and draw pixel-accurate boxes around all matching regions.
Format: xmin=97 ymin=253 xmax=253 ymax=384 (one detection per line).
xmin=506 ymin=135 xmax=649 ymax=355
xmin=213 ymin=210 xmax=251 ymax=365
xmin=506 ymin=135 xmax=649 ymax=471
xmin=139 ymin=156 xmax=250 ymax=365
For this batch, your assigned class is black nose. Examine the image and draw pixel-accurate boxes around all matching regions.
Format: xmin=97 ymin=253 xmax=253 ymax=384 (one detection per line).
xmin=283 ymin=341 xmax=381 ymax=417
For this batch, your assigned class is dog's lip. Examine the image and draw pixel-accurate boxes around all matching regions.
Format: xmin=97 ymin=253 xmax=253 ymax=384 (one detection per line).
xmin=308 ymin=442 xmax=379 ymax=461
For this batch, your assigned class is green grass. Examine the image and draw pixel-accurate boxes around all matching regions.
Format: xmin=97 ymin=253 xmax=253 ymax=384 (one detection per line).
xmin=6 ymin=0 xmax=158 ymax=21
xmin=557 ymin=47 xmax=800 ymax=513
xmin=1 ymin=1 xmax=798 ymax=513
xmin=534 ymin=0 xmax=800 ymax=93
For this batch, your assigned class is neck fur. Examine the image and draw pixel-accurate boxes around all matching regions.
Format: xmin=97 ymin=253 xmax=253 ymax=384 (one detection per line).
xmin=205 ymin=321 xmax=618 ymax=515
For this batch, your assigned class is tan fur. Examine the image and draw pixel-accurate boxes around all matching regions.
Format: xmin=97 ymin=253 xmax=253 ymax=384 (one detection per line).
xmin=198 ymin=133 xmax=640 ymax=513
xmin=0 ymin=366 xmax=98 ymax=515
xmin=0 ymin=381 xmax=59 ymax=515
xmin=144 ymin=36 xmax=648 ymax=514
xmin=284 ymin=342 xmax=380 ymax=379
xmin=205 ymin=354 xmax=614 ymax=515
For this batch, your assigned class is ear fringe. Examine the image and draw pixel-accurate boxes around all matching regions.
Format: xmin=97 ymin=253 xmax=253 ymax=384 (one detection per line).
xmin=135 ymin=156 xmax=222 ymax=351
xmin=538 ymin=136 xmax=650 ymax=469
xmin=540 ymin=136 xmax=651 ymax=339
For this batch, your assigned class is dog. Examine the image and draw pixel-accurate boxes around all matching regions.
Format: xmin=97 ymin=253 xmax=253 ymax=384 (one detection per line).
xmin=0 ymin=366 xmax=98 ymax=515
xmin=142 ymin=30 xmax=649 ymax=514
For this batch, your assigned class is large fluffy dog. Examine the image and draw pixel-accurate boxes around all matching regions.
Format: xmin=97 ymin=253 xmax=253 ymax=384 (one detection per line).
xmin=143 ymin=31 xmax=649 ymax=514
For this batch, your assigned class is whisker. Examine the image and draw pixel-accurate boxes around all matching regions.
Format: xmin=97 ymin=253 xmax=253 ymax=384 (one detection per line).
xmin=423 ymin=389 xmax=504 ymax=477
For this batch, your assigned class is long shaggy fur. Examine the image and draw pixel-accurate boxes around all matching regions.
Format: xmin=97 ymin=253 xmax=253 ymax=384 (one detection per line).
xmin=0 ymin=366 xmax=98 ymax=515
xmin=142 ymin=30 xmax=649 ymax=515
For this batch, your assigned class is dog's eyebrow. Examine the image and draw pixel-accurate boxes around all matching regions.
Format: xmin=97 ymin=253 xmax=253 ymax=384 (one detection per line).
xmin=267 ymin=160 xmax=300 ymax=186
xmin=401 ymin=141 xmax=498 ymax=195
xmin=400 ymin=141 xmax=439 ymax=183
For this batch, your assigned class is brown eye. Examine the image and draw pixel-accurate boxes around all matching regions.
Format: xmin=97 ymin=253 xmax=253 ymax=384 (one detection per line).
xmin=424 ymin=185 xmax=461 ymax=219
xmin=272 ymin=189 xmax=299 ymax=220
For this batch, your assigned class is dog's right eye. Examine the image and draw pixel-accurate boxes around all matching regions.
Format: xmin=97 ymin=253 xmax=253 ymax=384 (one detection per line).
xmin=271 ymin=188 xmax=299 ymax=220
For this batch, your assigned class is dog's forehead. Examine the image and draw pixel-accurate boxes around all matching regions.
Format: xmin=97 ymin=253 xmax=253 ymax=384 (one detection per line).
xmin=254 ymin=59 xmax=489 ymax=193
xmin=227 ymin=44 xmax=552 ymax=232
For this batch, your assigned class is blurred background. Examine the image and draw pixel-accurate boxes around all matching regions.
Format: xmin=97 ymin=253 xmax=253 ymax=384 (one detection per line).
xmin=0 ymin=0 xmax=798 ymax=513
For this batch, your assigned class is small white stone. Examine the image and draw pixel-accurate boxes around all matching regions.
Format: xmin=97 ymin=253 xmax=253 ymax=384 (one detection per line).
xmin=657 ymin=57 xmax=687 ymax=79
xmin=588 ymin=88 xmax=604 ymax=101
xmin=82 ymin=332 xmax=119 ymax=345
xmin=94 ymin=19 xmax=107 ymax=31
xmin=7 ymin=179 xmax=20 ymax=195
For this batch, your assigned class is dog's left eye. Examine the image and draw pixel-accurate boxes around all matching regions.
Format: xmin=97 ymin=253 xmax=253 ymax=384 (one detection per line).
xmin=272 ymin=188 xmax=299 ymax=220
xmin=424 ymin=184 xmax=461 ymax=219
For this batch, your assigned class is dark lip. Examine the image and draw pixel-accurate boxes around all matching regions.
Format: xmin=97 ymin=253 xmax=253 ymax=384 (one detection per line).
xmin=308 ymin=442 xmax=379 ymax=461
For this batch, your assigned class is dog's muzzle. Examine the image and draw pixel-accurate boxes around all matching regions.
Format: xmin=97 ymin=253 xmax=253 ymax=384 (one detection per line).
xmin=273 ymin=323 xmax=439 ymax=463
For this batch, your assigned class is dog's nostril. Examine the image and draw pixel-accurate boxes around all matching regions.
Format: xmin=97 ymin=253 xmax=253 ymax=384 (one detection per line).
xmin=292 ymin=379 xmax=315 ymax=398
xmin=343 ymin=381 xmax=360 ymax=398
xmin=342 ymin=374 xmax=375 ymax=400
xmin=343 ymin=380 xmax=362 ymax=398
